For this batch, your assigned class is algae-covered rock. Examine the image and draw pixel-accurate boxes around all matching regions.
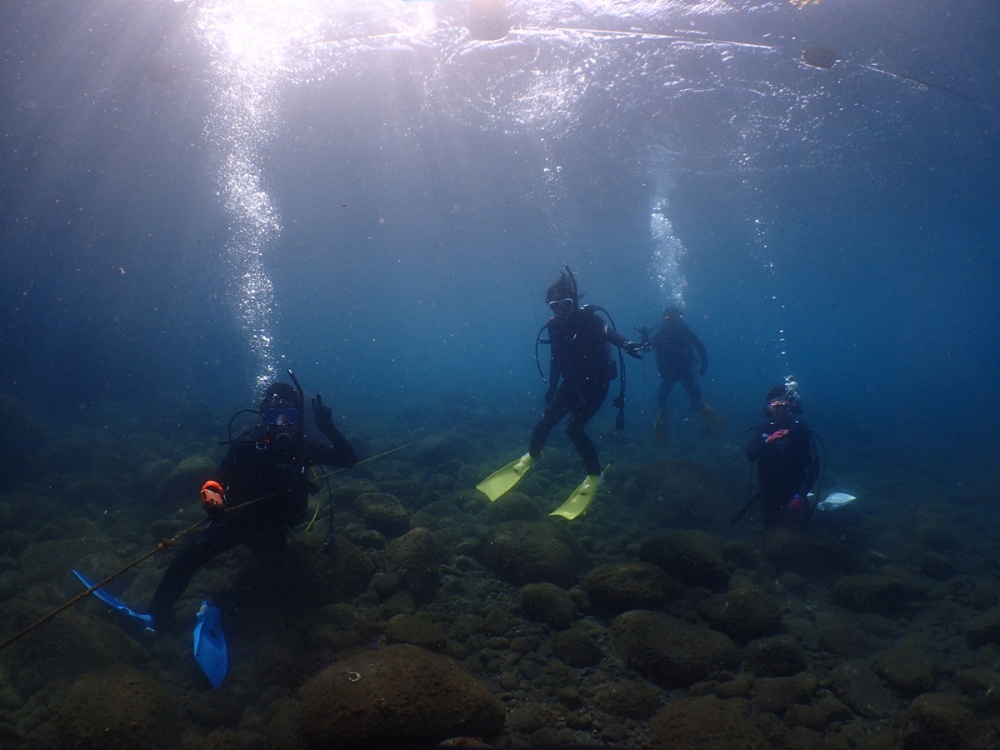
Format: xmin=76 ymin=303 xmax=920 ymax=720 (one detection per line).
xmin=581 ymin=561 xmax=681 ymax=613
xmin=385 ymin=613 xmax=448 ymax=652
xmin=744 ymin=634 xmax=808 ymax=677
xmin=386 ymin=527 xmax=441 ymax=602
xmin=298 ymin=644 xmax=504 ymax=748
xmin=831 ymin=570 xmax=927 ymax=615
xmin=477 ymin=521 xmax=590 ymax=586
xmin=54 ymin=663 xmax=180 ymax=749
xmin=354 ymin=492 xmax=410 ymax=537
xmin=696 ymin=587 xmax=783 ymax=642
xmin=284 ymin=535 xmax=375 ymax=606
xmin=638 ymin=530 xmax=729 ymax=591
xmin=610 ymin=610 xmax=740 ymax=689
xmin=901 ymin=693 xmax=978 ymax=750
xmin=519 ymin=582 xmax=577 ymax=629
xmin=650 ymin=696 xmax=771 ymax=750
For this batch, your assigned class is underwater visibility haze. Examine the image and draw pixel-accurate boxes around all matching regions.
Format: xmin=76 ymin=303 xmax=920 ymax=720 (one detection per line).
xmin=1 ymin=0 xmax=999 ymax=747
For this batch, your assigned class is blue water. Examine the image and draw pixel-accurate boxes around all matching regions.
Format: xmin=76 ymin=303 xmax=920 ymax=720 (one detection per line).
xmin=1 ymin=0 xmax=997 ymax=466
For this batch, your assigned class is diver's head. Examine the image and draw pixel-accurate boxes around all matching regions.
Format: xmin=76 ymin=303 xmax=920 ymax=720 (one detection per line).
xmin=546 ymin=270 xmax=578 ymax=317
xmin=662 ymin=304 xmax=684 ymax=324
xmin=764 ymin=382 xmax=802 ymax=420
xmin=259 ymin=382 xmax=301 ymax=447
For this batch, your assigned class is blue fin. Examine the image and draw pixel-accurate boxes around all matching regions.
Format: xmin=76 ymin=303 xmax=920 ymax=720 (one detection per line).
xmin=73 ymin=569 xmax=155 ymax=631
xmin=193 ymin=601 xmax=227 ymax=689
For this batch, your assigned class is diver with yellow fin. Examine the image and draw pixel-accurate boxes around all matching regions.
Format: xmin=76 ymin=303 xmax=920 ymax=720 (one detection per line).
xmin=637 ymin=304 xmax=726 ymax=446
xmin=477 ymin=266 xmax=647 ymax=519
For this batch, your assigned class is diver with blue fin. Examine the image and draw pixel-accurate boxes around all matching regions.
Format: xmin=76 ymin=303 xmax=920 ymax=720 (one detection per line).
xmin=75 ymin=371 xmax=357 ymax=688
xmin=477 ymin=266 xmax=647 ymax=519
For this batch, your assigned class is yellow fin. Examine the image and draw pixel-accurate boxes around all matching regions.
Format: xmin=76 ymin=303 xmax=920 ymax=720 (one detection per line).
xmin=476 ymin=452 xmax=534 ymax=502
xmin=699 ymin=403 xmax=727 ymax=438
xmin=549 ymin=465 xmax=609 ymax=520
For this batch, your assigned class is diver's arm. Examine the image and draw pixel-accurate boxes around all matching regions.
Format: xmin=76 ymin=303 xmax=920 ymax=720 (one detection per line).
xmin=313 ymin=394 xmax=357 ymax=467
xmin=603 ymin=324 xmax=646 ymax=358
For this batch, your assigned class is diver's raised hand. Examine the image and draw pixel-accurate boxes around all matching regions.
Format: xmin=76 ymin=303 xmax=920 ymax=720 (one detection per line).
xmin=312 ymin=394 xmax=334 ymax=428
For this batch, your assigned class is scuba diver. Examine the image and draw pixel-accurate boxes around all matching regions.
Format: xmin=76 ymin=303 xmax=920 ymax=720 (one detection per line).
xmin=477 ymin=266 xmax=648 ymax=520
xmin=75 ymin=372 xmax=356 ymax=688
xmin=637 ymin=304 xmax=726 ymax=446
xmin=739 ymin=378 xmax=820 ymax=528
xmin=147 ymin=374 xmax=357 ymax=629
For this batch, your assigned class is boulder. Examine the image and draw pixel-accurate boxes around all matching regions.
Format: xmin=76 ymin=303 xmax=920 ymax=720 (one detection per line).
xmin=299 ymin=644 xmax=504 ymax=748
xmin=650 ymin=697 xmax=770 ymax=750
xmin=354 ymin=492 xmax=410 ymax=537
xmin=477 ymin=521 xmax=590 ymax=587
xmin=610 ymin=610 xmax=740 ymax=689
xmin=831 ymin=570 xmax=927 ymax=615
xmin=901 ymin=693 xmax=978 ymax=750
xmin=826 ymin=660 xmax=898 ymax=719
xmin=580 ymin=561 xmax=681 ymax=613
xmin=638 ymin=530 xmax=729 ymax=591
xmin=386 ymin=527 xmax=441 ymax=603
xmin=552 ymin=627 xmax=603 ymax=667
xmin=876 ymin=636 xmax=937 ymax=697
xmin=744 ymin=635 xmax=808 ymax=677
xmin=284 ymin=535 xmax=375 ymax=606
xmin=518 ymin=582 xmax=577 ymax=629
xmin=54 ymin=664 xmax=180 ymax=749
xmin=696 ymin=588 xmax=783 ymax=642
xmin=385 ymin=614 xmax=448 ymax=652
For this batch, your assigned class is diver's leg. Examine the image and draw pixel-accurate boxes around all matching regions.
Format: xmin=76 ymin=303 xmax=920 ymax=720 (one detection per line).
xmin=148 ymin=521 xmax=233 ymax=628
xmin=564 ymin=381 xmax=609 ymax=476
xmin=680 ymin=369 xmax=703 ymax=410
xmin=654 ymin=378 xmax=675 ymax=444
xmin=529 ymin=385 xmax=573 ymax=459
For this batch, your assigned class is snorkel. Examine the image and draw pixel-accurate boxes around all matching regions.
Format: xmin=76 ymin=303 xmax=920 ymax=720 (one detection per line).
xmin=287 ymin=369 xmax=306 ymax=443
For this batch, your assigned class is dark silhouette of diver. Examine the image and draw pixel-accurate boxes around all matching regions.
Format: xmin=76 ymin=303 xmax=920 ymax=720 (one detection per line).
xmin=637 ymin=304 xmax=725 ymax=446
xmin=147 ymin=374 xmax=357 ymax=629
xmin=741 ymin=380 xmax=820 ymax=528
xmin=477 ymin=266 xmax=647 ymax=519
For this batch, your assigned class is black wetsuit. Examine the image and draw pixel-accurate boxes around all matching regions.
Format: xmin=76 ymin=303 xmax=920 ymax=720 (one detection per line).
xmin=148 ymin=424 xmax=356 ymax=625
xmin=745 ymin=419 xmax=819 ymax=527
xmin=530 ymin=305 xmax=629 ymax=476
xmin=644 ymin=321 xmax=708 ymax=413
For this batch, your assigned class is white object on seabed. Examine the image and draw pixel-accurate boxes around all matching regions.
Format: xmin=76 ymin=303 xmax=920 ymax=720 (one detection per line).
xmin=815 ymin=492 xmax=858 ymax=512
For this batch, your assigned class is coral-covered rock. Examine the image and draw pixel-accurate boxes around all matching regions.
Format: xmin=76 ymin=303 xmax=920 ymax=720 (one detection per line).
xmin=752 ymin=673 xmax=819 ymax=714
xmin=650 ymin=696 xmax=770 ymax=750
xmin=552 ymin=627 xmax=603 ymax=667
xmin=354 ymin=492 xmax=410 ymax=537
xmin=580 ymin=561 xmax=681 ymax=613
xmin=831 ymin=570 xmax=927 ymax=615
xmin=386 ymin=527 xmax=442 ymax=603
xmin=759 ymin=525 xmax=857 ymax=575
xmin=876 ymin=636 xmax=937 ymax=697
xmin=965 ymin=607 xmax=1000 ymax=648
xmin=594 ymin=679 xmax=663 ymax=719
xmin=518 ymin=582 xmax=577 ymax=629
xmin=744 ymin=634 xmax=808 ymax=677
xmin=284 ymin=535 xmax=375 ymax=606
xmin=610 ymin=610 xmax=740 ymax=689
xmin=54 ymin=664 xmax=180 ymax=749
xmin=385 ymin=613 xmax=448 ymax=652
xmin=638 ymin=530 xmax=729 ymax=591
xmin=901 ymin=693 xmax=978 ymax=750
xmin=696 ymin=588 xmax=783 ymax=642
xmin=826 ymin=660 xmax=898 ymax=719
xmin=298 ymin=644 xmax=504 ymax=748
xmin=477 ymin=521 xmax=590 ymax=586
